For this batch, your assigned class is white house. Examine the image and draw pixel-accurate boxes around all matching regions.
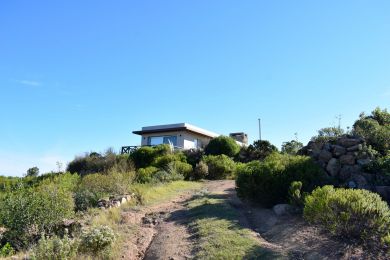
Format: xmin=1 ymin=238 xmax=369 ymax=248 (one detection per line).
xmin=132 ymin=123 xmax=219 ymax=149
xmin=132 ymin=123 xmax=248 ymax=150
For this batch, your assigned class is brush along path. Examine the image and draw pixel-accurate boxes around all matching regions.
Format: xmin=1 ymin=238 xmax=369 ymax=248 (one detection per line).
xmin=121 ymin=180 xmax=382 ymax=259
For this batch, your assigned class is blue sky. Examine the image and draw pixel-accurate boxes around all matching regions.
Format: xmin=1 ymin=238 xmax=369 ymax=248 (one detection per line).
xmin=1 ymin=1 xmax=389 ymax=176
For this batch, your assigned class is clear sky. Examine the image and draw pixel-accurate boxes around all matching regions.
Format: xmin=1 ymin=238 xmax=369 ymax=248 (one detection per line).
xmin=1 ymin=1 xmax=389 ymax=176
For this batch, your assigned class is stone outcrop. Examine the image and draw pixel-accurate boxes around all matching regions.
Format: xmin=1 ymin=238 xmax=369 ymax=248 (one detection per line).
xmin=300 ymin=135 xmax=390 ymax=202
xmin=97 ymin=194 xmax=134 ymax=209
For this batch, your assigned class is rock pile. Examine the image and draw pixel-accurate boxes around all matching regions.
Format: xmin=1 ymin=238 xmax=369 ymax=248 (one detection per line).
xmin=300 ymin=135 xmax=390 ymax=201
xmin=97 ymin=194 xmax=133 ymax=209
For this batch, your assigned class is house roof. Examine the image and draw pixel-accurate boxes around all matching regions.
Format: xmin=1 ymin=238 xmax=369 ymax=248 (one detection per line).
xmin=132 ymin=123 xmax=219 ymax=138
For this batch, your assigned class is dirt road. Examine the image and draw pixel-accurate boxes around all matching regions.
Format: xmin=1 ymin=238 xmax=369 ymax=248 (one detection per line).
xmin=121 ymin=180 xmax=386 ymax=260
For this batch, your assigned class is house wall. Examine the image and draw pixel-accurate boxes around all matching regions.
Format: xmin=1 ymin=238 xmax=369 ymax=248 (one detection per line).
xmin=139 ymin=130 xmax=213 ymax=149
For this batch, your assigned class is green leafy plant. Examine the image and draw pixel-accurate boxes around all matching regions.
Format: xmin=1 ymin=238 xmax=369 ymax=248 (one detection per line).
xmin=135 ymin=166 xmax=159 ymax=183
xmin=205 ymin=136 xmax=240 ymax=157
xmin=202 ymin=155 xmax=236 ymax=179
xmin=0 ymin=184 xmax=75 ymax=249
xmin=130 ymin=144 xmax=171 ymax=169
xmin=32 ymin=234 xmax=78 ymax=260
xmin=288 ymin=181 xmax=304 ymax=207
xmin=79 ymin=225 xmax=116 ymax=257
xmin=236 ymin=153 xmax=325 ymax=207
xmin=0 ymin=243 xmax=15 ymax=257
xmin=190 ymin=161 xmax=209 ymax=180
xmin=304 ymin=185 xmax=390 ymax=244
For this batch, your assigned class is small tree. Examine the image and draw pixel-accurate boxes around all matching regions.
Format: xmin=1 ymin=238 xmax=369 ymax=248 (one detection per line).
xmin=26 ymin=167 xmax=39 ymax=177
xmin=205 ymin=136 xmax=240 ymax=157
xmin=282 ymin=140 xmax=303 ymax=155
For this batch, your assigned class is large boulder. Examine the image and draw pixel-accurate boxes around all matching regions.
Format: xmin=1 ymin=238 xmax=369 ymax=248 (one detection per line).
xmin=346 ymin=144 xmax=362 ymax=152
xmin=332 ymin=145 xmax=346 ymax=157
xmin=273 ymin=204 xmax=295 ymax=216
xmin=339 ymin=154 xmax=355 ymax=165
xmin=319 ymin=150 xmax=333 ymax=163
xmin=337 ymin=137 xmax=363 ymax=148
xmin=375 ymin=186 xmax=390 ymax=202
xmin=326 ymin=158 xmax=340 ymax=176
xmin=339 ymin=165 xmax=361 ymax=181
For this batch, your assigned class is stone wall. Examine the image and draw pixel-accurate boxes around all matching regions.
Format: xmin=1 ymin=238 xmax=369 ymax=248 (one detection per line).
xmin=300 ymin=135 xmax=390 ymax=201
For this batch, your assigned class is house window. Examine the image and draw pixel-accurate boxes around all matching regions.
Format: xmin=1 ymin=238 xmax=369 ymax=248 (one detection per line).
xmin=148 ymin=136 xmax=177 ymax=146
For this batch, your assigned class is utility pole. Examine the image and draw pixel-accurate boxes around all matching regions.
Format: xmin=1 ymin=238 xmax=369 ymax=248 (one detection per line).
xmin=258 ymin=118 xmax=262 ymax=141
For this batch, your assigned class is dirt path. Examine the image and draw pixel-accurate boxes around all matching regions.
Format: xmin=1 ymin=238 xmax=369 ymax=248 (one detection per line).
xmin=121 ymin=180 xmax=387 ymax=260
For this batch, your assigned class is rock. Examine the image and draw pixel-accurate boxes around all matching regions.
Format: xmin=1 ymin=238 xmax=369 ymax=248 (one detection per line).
xmin=339 ymin=154 xmax=355 ymax=165
xmin=346 ymin=144 xmax=362 ymax=152
xmin=375 ymin=186 xmax=390 ymax=201
xmin=352 ymin=174 xmax=368 ymax=188
xmin=319 ymin=150 xmax=333 ymax=163
xmin=323 ymin=143 xmax=332 ymax=151
xmin=338 ymin=137 xmax=362 ymax=148
xmin=357 ymin=159 xmax=371 ymax=166
xmin=326 ymin=158 xmax=340 ymax=176
xmin=332 ymin=145 xmax=346 ymax=157
xmin=121 ymin=197 xmax=127 ymax=204
xmin=273 ymin=204 xmax=294 ymax=216
xmin=339 ymin=165 xmax=360 ymax=181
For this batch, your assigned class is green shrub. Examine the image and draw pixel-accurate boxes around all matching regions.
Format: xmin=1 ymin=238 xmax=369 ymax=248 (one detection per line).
xmin=288 ymin=181 xmax=304 ymax=207
xmin=152 ymin=152 xmax=187 ymax=168
xmin=171 ymin=161 xmax=193 ymax=179
xmin=236 ymin=153 xmax=325 ymax=207
xmin=0 ymin=184 xmax=75 ymax=249
xmin=190 ymin=161 xmax=209 ymax=180
xmin=79 ymin=171 xmax=133 ymax=200
xmin=353 ymin=107 xmax=390 ymax=155
xmin=0 ymin=243 xmax=15 ymax=257
xmin=152 ymin=162 xmax=185 ymax=183
xmin=79 ymin=225 xmax=115 ymax=257
xmin=364 ymin=154 xmax=390 ymax=176
xmin=237 ymin=140 xmax=279 ymax=162
xmin=136 ymin=166 xmax=159 ymax=183
xmin=67 ymin=152 xmax=116 ymax=176
xmin=205 ymin=136 xmax=240 ymax=157
xmin=130 ymin=144 xmax=171 ymax=168
xmin=304 ymin=186 xmax=390 ymax=244
xmin=202 ymin=155 xmax=236 ymax=179
xmin=182 ymin=149 xmax=204 ymax=167
xmin=32 ymin=235 xmax=78 ymax=260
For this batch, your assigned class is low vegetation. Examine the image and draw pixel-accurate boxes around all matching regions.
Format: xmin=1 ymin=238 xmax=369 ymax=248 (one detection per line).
xmin=236 ymin=153 xmax=326 ymax=207
xmin=304 ymin=185 xmax=390 ymax=246
xmin=187 ymin=190 xmax=281 ymax=259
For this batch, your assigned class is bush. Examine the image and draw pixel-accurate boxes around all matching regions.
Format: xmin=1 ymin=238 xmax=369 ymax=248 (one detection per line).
xmin=171 ymin=161 xmax=193 ymax=179
xmin=353 ymin=107 xmax=390 ymax=155
xmin=152 ymin=152 xmax=187 ymax=168
xmin=205 ymin=136 xmax=240 ymax=157
xmin=67 ymin=151 xmax=116 ymax=176
xmin=0 ymin=243 xmax=15 ymax=257
xmin=136 ymin=166 xmax=159 ymax=183
xmin=152 ymin=162 xmax=185 ymax=183
xmin=79 ymin=225 xmax=115 ymax=257
xmin=32 ymin=235 xmax=78 ymax=260
xmin=364 ymin=154 xmax=390 ymax=176
xmin=237 ymin=140 xmax=278 ymax=162
xmin=79 ymin=171 xmax=133 ymax=201
xmin=202 ymin=155 xmax=236 ymax=179
xmin=304 ymin=186 xmax=390 ymax=244
xmin=189 ymin=161 xmax=209 ymax=180
xmin=288 ymin=181 xmax=304 ymax=207
xmin=236 ymin=153 xmax=325 ymax=207
xmin=130 ymin=144 xmax=171 ymax=169
xmin=183 ymin=149 xmax=205 ymax=167
xmin=0 ymin=184 xmax=75 ymax=249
